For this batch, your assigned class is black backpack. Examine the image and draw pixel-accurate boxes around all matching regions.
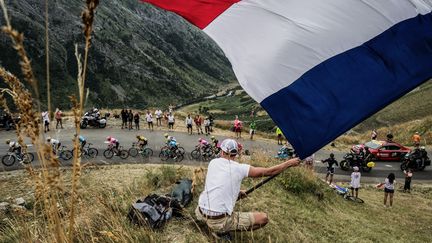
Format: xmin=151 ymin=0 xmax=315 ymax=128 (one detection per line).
xmin=127 ymin=194 xmax=182 ymax=229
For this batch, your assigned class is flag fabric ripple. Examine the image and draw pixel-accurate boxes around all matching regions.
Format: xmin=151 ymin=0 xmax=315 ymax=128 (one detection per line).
xmin=142 ymin=0 xmax=432 ymax=158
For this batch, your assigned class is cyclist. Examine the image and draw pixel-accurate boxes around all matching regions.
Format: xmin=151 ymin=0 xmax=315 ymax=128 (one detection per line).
xmin=79 ymin=135 xmax=87 ymax=150
xmin=198 ymin=138 xmax=211 ymax=154
xmin=47 ymin=137 xmax=61 ymax=154
xmin=136 ymin=135 xmax=148 ymax=150
xmin=106 ymin=136 xmax=120 ymax=155
xmin=210 ymin=136 xmax=219 ymax=147
xmin=6 ymin=139 xmax=22 ymax=159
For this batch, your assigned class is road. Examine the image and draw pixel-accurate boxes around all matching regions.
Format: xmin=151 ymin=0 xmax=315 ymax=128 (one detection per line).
xmin=1 ymin=126 xmax=431 ymax=182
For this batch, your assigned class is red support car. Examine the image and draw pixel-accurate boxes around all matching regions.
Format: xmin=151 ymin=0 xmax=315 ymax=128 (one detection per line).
xmin=353 ymin=140 xmax=411 ymax=162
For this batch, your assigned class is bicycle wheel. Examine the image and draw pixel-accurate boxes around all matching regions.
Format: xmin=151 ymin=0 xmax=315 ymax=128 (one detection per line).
xmin=22 ymin=153 xmax=35 ymax=164
xmin=129 ymin=148 xmax=139 ymax=157
xmin=160 ymin=149 xmax=170 ymax=161
xmin=1 ymin=155 xmax=15 ymax=166
xmin=173 ymin=153 xmax=184 ymax=163
xmin=120 ymin=150 xmax=129 ymax=159
xmin=346 ymin=196 xmax=364 ymax=203
xmin=178 ymin=147 xmax=185 ymax=155
xmin=142 ymin=148 xmax=153 ymax=157
xmin=87 ymin=148 xmax=98 ymax=159
xmin=191 ymin=149 xmax=201 ymax=160
xmin=60 ymin=150 xmax=73 ymax=160
xmin=103 ymin=149 xmax=114 ymax=159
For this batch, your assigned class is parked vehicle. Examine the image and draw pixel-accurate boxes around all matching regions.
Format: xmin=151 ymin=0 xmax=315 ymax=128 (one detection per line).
xmin=353 ymin=140 xmax=410 ymax=161
xmin=80 ymin=109 xmax=107 ymax=129
xmin=0 ymin=109 xmax=20 ymax=131
xmin=400 ymin=147 xmax=431 ymax=171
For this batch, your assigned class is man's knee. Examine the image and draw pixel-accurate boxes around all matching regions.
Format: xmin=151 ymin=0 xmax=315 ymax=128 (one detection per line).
xmin=254 ymin=212 xmax=268 ymax=226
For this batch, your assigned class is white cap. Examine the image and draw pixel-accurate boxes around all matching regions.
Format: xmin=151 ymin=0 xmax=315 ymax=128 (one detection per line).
xmin=220 ymin=139 xmax=238 ymax=155
xmin=353 ymin=166 xmax=359 ymax=172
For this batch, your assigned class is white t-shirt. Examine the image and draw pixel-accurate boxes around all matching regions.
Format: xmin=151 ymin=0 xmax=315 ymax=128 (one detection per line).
xmin=384 ymin=178 xmax=395 ymax=190
xmin=204 ymin=119 xmax=210 ymax=126
xmin=185 ymin=117 xmax=193 ymax=125
xmin=145 ymin=113 xmax=153 ymax=122
xmin=351 ymin=172 xmax=361 ymax=188
xmin=168 ymin=115 xmax=175 ymax=123
xmin=155 ymin=110 xmax=162 ymax=118
xmin=198 ymin=158 xmax=250 ymax=215
xmin=42 ymin=112 xmax=50 ymax=122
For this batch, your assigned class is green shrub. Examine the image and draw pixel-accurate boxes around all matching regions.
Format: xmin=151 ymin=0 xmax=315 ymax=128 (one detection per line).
xmin=277 ymin=167 xmax=322 ymax=195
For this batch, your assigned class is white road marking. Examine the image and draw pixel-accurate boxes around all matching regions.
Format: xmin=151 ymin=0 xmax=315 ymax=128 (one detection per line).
xmin=385 ymin=165 xmax=393 ymax=168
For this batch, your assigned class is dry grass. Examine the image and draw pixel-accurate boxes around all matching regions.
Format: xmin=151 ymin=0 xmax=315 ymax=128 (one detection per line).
xmin=1 ymin=163 xmax=432 ymax=242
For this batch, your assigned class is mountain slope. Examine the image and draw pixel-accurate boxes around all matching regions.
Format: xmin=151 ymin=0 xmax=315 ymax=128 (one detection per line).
xmin=0 ymin=0 xmax=235 ymax=108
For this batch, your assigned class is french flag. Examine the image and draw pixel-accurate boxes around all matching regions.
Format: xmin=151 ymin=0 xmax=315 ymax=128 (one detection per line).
xmin=142 ymin=0 xmax=432 ymax=158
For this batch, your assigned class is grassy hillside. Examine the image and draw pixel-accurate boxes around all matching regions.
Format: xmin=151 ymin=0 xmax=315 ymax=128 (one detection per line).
xmin=1 ymin=159 xmax=432 ymax=242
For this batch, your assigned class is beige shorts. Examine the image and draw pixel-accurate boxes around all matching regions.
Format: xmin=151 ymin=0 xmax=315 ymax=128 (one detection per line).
xmin=195 ymin=207 xmax=255 ymax=233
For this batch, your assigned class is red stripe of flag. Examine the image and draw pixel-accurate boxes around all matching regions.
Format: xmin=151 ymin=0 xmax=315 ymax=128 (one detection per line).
xmin=141 ymin=0 xmax=240 ymax=29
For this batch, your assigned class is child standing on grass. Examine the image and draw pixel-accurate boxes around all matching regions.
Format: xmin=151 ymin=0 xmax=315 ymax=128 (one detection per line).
xmin=350 ymin=167 xmax=361 ymax=199
xmin=404 ymin=169 xmax=413 ymax=193
xmin=384 ymin=173 xmax=396 ymax=208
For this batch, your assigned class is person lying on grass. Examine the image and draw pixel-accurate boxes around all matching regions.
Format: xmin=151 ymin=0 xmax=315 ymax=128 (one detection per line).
xmin=195 ymin=138 xmax=300 ymax=238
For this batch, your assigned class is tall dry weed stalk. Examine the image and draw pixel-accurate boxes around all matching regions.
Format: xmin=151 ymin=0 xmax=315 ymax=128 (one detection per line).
xmin=0 ymin=0 xmax=99 ymax=242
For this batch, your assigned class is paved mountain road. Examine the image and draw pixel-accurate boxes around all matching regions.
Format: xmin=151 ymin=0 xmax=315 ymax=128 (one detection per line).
xmin=1 ymin=127 xmax=431 ymax=183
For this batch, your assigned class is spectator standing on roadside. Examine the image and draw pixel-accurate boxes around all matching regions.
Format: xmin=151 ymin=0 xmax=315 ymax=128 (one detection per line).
xmin=350 ymin=166 xmax=361 ymax=199
xmin=412 ymin=132 xmax=421 ymax=147
xmin=386 ymin=133 xmax=394 ymax=143
xmin=134 ymin=112 xmax=140 ymax=130
xmin=168 ymin=112 xmax=175 ymax=130
xmin=42 ymin=111 xmax=50 ymax=133
xmin=146 ymin=110 xmax=154 ymax=131
xmin=121 ymin=109 xmax=127 ymax=129
xmin=186 ymin=114 xmax=193 ymax=135
xmin=194 ymin=115 xmax=203 ymax=134
xmin=233 ymin=116 xmax=242 ymax=139
xmin=403 ymin=169 xmax=413 ymax=193
xmin=371 ymin=129 xmax=377 ymax=140
xmin=155 ymin=109 xmax=163 ymax=126
xmin=204 ymin=117 xmax=211 ymax=135
xmin=383 ymin=173 xmax=396 ymax=208
xmin=208 ymin=114 xmax=214 ymax=132
xmin=128 ymin=110 xmax=133 ymax=130
xmin=276 ymin=127 xmax=283 ymax=145
xmin=249 ymin=120 xmax=256 ymax=140
xmin=55 ymin=108 xmax=63 ymax=129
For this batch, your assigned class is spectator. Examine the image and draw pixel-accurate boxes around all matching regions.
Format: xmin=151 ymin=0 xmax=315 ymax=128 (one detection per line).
xmin=128 ymin=110 xmax=133 ymax=130
xmin=204 ymin=117 xmax=211 ymax=135
xmin=371 ymin=129 xmax=377 ymax=140
xmin=146 ymin=110 xmax=154 ymax=131
xmin=412 ymin=132 xmax=421 ymax=147
xmin=194 ymin=115 xmax=203 ymax=135
xmin=322 ymin=153 xmax=338 ymax=184
xmin=249 ymin=120 xmax=256 ymax=140
xmin=155 ymin=109 xmax=163 ymax=126
xmin=134 ymin=112 xmax=140 ymax=130
xmin=276 ymin=127 xmax=283 ymax=145
xmin=350 ymin=166 xmax=361 ymax=199
xmin=168 ymin=112 xmax=175 ymax=130
xmin=55 ymin=108 xmax=63 ymax=129
xmin=208 ymin=114 xmax=214 ymax=132
xmin=383 ymin=173 xmax=396 ymax=208
xmin=403 ymin=169 xmax=413 ymax=193
xmin=233 ymin=115 xmax=242 ymax=139
xmin=186 ymin=114 xmax=193 ymax=135
xmin=386 ymin=133 xmax=394 ymax=143
xmin=42 ymin=111 xmax=50 ymax=133
xmin=121 ymin=109 xmax=127 ymax=129
xmin=304 ymin=154 xmax=315 ymax=171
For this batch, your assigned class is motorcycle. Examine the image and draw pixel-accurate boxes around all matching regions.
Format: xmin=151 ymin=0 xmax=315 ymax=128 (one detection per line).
xmin=339 ymin=151 xmax=373 ymax=172
xmin=80 ymin=110 xmax=107 ymax=129
xmin=400 ymin=147 xmax=431 ymax=171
